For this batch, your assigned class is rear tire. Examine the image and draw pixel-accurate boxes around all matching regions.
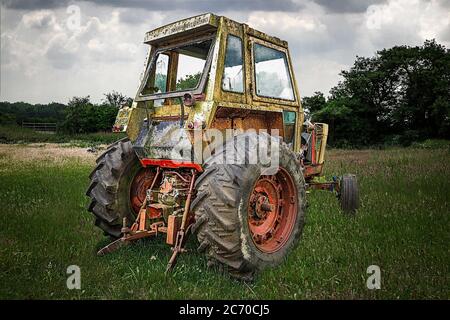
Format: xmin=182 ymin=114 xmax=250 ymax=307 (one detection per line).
xmin=191 ymin=133 xmax=306 ymax=280
xmin=86 ymin=138 xmax=143 ymax=238
xmin=339 ymin=174 xmax=359 ymax=214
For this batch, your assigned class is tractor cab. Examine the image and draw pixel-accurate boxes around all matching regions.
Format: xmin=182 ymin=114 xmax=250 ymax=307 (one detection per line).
xmin=114 ymin=13 xmax=306 ymax=165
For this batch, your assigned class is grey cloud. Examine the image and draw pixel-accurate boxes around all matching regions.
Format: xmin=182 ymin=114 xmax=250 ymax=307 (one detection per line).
xmin=45 ymin=42 xmax=77 ymax=69
xmin=436 ymin=0 xmax=450 ymax=9
xmin=45 ymin=52 xmax=76 ymax=69
xmin=2 ymin=0 xmax=302 ymax=12
xmin=118 ymin=9 xmax=155 ymax=25
xmin=441 ymin=26 xmax=450 ymax=42
xmin=94 ymin=0 xmax=301 ymax=11
xmin=1 ymin=0 xmax=67 ymax=10
xmin=22 ymin=11 xmax=56 ymax=29
xmin=312 ymin=0 xmax=386 ymax=13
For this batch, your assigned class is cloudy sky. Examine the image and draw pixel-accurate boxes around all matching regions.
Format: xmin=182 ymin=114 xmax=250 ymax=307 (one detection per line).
xmin=1 ymin=0 xmax=449 ymax=104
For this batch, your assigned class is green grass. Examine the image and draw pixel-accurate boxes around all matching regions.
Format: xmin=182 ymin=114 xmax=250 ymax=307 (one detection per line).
xmin=0 ymin=146 xmax=449 ymax=299
xmin=0 ymin=125 xmax=125 ymax=146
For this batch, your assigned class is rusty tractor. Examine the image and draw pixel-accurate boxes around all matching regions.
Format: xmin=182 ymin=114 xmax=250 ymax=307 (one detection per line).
xmin=86 ymin=13 xmax=359 ymax=280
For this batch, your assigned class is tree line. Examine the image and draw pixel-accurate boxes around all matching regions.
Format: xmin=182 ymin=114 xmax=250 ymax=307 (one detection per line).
xmin=0 ymin=91 xmax=132 ymax=134
xmin=302 ymin=39 xmax=450 ymax=147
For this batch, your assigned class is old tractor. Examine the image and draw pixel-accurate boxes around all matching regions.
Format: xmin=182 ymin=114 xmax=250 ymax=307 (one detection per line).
xmin=86 ymin=13 xmax=359 ymax=280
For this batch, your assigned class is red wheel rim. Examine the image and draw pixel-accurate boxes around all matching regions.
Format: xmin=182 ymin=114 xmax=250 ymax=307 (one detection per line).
xmin=247 ymin=168 xmax=298 ymax=253
xmin=129 ymin=168 xmax=156 ymax=214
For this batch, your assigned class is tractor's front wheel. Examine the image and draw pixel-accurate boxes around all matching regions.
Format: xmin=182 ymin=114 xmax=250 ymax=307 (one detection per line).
xmin=191 ymin=133 xmax=306 ymax=280
xmin=86 ymin=138 xmax=156 ymax=238
xmin=338 ymin=174 xmax=359 ymax=214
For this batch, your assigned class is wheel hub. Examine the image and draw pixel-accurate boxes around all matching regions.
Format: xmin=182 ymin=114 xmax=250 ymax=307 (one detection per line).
xmin=129 ymin=168 xmax=156 ymax=214
xmin=252 ymin=194 xmax=274 ymax=219
xmin=247 ymin=168 xmax=298 ymax=253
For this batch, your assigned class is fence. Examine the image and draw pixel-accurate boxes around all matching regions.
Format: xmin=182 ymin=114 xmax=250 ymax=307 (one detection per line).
xmin=22 ymin=122 xmax=57 ymax=133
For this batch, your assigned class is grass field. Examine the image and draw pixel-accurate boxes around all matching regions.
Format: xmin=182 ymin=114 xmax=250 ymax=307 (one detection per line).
xmin=0 ymin=143 xmax=449 ymax=299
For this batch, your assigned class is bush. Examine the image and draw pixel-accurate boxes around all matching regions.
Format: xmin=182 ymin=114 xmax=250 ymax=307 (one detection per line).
xmin=60 ymin=96 xmax=118 ymax=134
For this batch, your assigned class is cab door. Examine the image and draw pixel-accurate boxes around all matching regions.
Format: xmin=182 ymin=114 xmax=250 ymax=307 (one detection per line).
xmin=247 ymin=35 xmax=302 ymax=151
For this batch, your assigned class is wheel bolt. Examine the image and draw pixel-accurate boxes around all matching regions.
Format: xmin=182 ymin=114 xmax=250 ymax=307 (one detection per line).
xmin=260 ymin=202 xmax=274 ymax=212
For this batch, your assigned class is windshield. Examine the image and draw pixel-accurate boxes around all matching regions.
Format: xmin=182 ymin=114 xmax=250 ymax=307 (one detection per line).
xmin=139 ymin=38 xmax=214 ymax=99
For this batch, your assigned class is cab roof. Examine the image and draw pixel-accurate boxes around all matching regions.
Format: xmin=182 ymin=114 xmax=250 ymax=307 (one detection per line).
xmin=144 ymin=13 xmax=288 ymax=48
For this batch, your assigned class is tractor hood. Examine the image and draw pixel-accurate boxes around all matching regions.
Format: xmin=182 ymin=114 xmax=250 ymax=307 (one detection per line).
xmin=133 ymin=118 xmax=195 ymax=163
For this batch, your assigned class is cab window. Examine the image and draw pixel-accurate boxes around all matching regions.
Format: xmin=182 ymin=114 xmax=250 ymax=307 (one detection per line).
xmin=222 ymin=35 xmax=244 ymax=93
xmin=283 ymin=111 xmax=296 ymax=148
xmin=254 ymin=43 xmax=294 ymax=100
xmin=141 ymin=38 xmax=212 ymax=96
xmin=154 ymin=53 xmax=169 ymax=93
